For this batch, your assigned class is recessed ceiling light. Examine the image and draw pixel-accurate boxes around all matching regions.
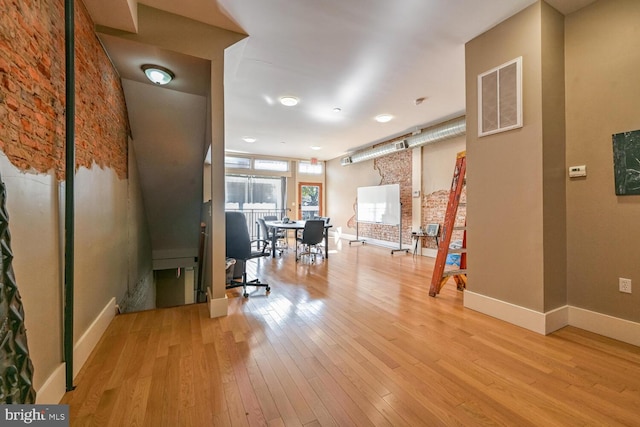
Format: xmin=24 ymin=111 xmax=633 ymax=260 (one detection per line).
xmin=375 ymin=114 xmax=393 ymax=123
xmin=310 ymin=146 xmax=322 ymax=150
xmin=279 ymin=96 xmax=299 ymax=107
xmin=141 ymin=64 xmax=174 ymax=85
xmin=333 ymin=107 xmax=342 ymax=113
xmin=242 ymin=137 xmax=257 ymax=143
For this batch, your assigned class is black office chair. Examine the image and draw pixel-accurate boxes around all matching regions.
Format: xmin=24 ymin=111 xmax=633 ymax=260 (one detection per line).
xmin=296 ymin=219 xmax=326 ymax=263
xmin=257 ymin=217 xmax=287 ymax=256
xmin=225 ymin=212 xmax=271 ymax=297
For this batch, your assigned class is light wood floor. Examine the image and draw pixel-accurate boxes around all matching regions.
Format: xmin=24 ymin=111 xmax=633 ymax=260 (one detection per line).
xmin=61 ymin=240 xmax=640 ymax=426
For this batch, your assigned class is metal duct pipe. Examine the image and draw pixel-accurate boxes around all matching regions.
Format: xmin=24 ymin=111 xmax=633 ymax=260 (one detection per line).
xmin=341 ymin=116 xmax=466 ymax=165
xmin=406 ymin=116 xmax=466 ymax=148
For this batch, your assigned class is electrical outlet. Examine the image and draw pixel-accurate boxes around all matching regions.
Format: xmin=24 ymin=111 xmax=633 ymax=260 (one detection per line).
xmin=619 ymin=278 xmax=632 ymax=294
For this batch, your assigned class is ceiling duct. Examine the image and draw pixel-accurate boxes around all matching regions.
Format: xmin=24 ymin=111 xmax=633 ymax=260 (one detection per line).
xmin=343 ymin=116 xmax=466 ymax=165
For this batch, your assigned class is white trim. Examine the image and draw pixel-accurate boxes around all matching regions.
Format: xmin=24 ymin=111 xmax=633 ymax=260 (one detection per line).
xmin=463 ymin=291 xmax=569 ymax=335
xmin=36 ymin=297 xmax=116 ymax=403
xmin=544 ymin=305 xmax=569 ymax=334
xmin=36 ymin=363 xmax=65 ymax=404
xmin=73 ymin=297 xmax=117 ymax=378
xmin=464 ymin=291 xmax=546 ymax=334
xmin=569 ymin=306 xmax=640 ymax=347
xmin=464 ymin=292 xmax=640 ymax=345
xmin=208 ymin=289 xmax=228 ymax=318
xmin=336 ymin=234 xmax=412 ymax=251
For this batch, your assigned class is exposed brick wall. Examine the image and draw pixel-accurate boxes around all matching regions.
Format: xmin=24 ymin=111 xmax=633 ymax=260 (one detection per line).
xmin=421 ymin=187 xmax=466 ymax=249
xmin=357 ymin=149 xmax=413 ymax=246
xmin=0 ymin=0 xmax=128 ymax=180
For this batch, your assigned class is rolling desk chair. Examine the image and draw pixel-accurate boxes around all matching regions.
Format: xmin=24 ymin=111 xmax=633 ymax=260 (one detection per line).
xmin=225 ymin=212 xmax=271 ymax=297
xmin=257 ymin=217 xmax=287 ymax=256
xmin=296 ymin=219 xmax=326 ymax=263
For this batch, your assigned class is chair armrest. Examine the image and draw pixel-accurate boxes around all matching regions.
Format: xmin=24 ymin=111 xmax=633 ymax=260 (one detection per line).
xmin=250 ymin=238 xmax=271 ymax=254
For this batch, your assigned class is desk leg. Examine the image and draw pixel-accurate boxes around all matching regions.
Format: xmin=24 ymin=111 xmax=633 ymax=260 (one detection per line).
xmin=324 ymin=229 xmax=329 ymax=259
xmin=271 ymin=229 xmax=277 ymax=257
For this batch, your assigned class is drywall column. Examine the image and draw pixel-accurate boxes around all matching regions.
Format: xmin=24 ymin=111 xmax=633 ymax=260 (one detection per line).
xmin=411 ymin=148 xmax=422 ymax=233
xmin=208 ymin=60 xmax=228 ymax=316
xmin=464 ymin=1 xmax=566 ymax=334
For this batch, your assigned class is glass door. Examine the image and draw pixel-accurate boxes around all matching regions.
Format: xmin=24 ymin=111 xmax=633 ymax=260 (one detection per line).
xmin=298 ymin=182 xmax=322 ymax=220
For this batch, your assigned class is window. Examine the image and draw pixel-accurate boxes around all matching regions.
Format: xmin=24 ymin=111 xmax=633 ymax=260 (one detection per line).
xmin=253 ymin=159 xmax=289 ymax=172
xmin=225 ymin=156 xmax=251 ymax=169
xmin=225 ymin=175 xmax=285 ymax=211
xmin=298 ymin=161 xmax=323 ymax=175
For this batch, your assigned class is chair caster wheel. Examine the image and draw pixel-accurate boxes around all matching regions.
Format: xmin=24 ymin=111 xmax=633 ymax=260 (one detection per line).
xmin=266 ymin=286 xmax=271 ymax=292
xmin=243 ymin=292 xmax=249 ymax=298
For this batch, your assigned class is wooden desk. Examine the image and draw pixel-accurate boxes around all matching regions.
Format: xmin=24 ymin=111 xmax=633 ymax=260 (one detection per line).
xmin=265 ymin=220 xmax=332 ymax=258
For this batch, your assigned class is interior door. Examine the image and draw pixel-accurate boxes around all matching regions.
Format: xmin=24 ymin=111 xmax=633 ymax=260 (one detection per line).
xmin=298 ymin=182 xmax=322 ymax=220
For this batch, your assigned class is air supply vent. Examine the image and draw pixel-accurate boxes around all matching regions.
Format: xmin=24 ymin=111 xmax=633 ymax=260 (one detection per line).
xmin=340 ymin=156 xmax=352 ymax=165
xmin=478 ymin=57 xmax=522 ymax=137
xmin=394 ymin=140 xmax=408 ymax=151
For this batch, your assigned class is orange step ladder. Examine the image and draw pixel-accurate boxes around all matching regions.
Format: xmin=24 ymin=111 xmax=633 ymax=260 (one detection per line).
xmin=429 ymin=151 xmax=467 ymax=297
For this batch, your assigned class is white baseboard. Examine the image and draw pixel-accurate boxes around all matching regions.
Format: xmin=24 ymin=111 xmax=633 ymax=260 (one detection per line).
xmin=464 ymin=291 xmax=569 ymax=335
xmin=73 ymin=297 xmax=116 ymax=378
xmin=36 ymin=297 xmax=116 ymax=403
xmin=464 ymin=291 xmax=548 ymax=334
xmin=36 ymin=363 xmax=65 ymax=404
xmin=569 ymin=306 xmax=640 ymax=347
xmin=465 ymin=291 xmax=640 ymax=346
xmin=337 ymin=233 xmax=412 ymax=251
xmin=208 ymin=288 xmax=228 ymax=318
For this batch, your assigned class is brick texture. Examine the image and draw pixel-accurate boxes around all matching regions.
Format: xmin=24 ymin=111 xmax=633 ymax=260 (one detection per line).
xmin=0 ymin=0 xmax=128 ymax=180
xmin=421 ymin=187 xmax=467 ymax=249
xmin=354 ymin=148 xmax=413 ymax=246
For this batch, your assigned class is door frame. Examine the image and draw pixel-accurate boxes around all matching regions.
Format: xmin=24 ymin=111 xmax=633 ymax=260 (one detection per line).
xmin=297 ymin=182 xmax=323 ymax=220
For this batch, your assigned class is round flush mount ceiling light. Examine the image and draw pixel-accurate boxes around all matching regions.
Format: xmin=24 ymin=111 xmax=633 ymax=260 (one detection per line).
xmin=333 ymin=107 xmax=342 ymax=113
xmin=310 ymin=146 xmax=322 ymax=150
xmin=279 ymin=96 xmax=299 ymax=107
xmin=242 ymin=137 xmax=257 ymax=143
xmin=375 ymin=114 xmax=393 ymax=123
xmin=142 ymin=64 xmax=175 ymax=85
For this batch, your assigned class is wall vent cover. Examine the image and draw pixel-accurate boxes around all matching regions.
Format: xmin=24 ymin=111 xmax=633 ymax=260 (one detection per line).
xmin=478 ymin=57 xmax=522 ymax=137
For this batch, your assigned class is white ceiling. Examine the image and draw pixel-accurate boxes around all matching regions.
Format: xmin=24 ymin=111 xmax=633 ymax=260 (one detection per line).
xmin=86 ymin=0 xmax=597 ymax=162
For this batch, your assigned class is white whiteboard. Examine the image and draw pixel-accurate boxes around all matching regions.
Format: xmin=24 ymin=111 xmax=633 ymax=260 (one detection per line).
xmin=356 ymin=184 xmax=400 ymax=225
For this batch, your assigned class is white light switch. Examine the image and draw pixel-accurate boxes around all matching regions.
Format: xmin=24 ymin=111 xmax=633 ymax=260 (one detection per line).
xmin=568 ymin=165 xmax=586 ymax=178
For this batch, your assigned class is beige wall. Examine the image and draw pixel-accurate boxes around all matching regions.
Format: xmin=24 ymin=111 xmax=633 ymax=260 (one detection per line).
xmin=326 ymin=157 xmax=382 ymax=238
xmin=2 ymin=150 xmax=152 ymax=392
xmin=466 ymin=2 xmax=550 ymax=312
xmin=540 ymin=2 xmax=567 ymax=311
xmin=565 ymin=0 xmax=640 ymax=321
xmin=2 ymin=155 xmax=62 ymax=392
xmin=422 ymin=135 xmax=466 ymax=194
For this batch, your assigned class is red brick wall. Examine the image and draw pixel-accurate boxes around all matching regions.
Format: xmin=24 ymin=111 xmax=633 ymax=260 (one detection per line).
xmin=421 ymin=188 xmax=467 ymax=249
xmin=357 ymin=149 xmax=413 ymax=246
xmin=0 ymin=0 xmax=128 ymax=180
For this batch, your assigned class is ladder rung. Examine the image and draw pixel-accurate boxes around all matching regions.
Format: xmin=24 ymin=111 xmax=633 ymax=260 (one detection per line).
xmin=443 ymin=269 xmax=467 ymax=277
xmin=448 ymin=248 xmax=467 ymax=254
